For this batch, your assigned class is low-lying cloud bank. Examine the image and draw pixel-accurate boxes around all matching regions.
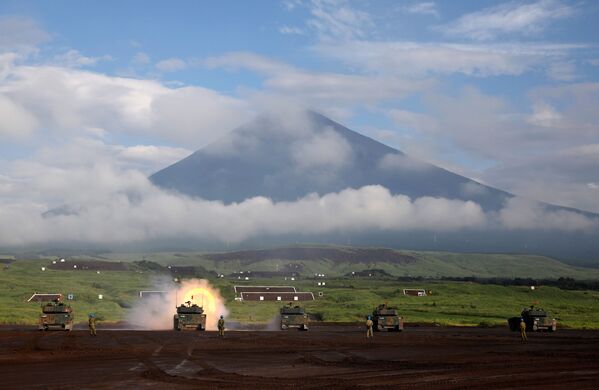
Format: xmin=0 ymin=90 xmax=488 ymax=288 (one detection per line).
xmin=0 ymin=166 xmax=596 ymax=247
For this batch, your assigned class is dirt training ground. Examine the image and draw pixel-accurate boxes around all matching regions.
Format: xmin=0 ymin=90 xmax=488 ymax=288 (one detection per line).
xmin=0 ymin=325 xmax=598 ymax=389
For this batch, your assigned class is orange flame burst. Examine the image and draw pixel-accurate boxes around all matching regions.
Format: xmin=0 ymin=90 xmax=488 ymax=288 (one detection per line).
xmin=178 ymin=279 xmax=228 ymax=330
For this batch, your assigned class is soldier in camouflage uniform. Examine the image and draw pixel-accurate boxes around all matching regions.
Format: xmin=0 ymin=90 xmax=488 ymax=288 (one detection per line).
xmin=218 ymin=315 xmax=225 ymax=338
xmin=519 ymin=317 xmax=527 ymax=341
xmin=88 ymin=313 xmax=97 ymax=336
xmin=366 ymin=316 xmax=374 ymax=339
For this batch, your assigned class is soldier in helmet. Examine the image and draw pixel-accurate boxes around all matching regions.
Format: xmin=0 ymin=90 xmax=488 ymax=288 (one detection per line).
xmin=519 ymin=317 xmax=527 ymax=341
xmin=366 ymin=315 xmax=374 ymax=339
xmin=217 ymin=315 xmax=225 ymax=338
xmin=88 ymin=313 xmax=97 ymax=336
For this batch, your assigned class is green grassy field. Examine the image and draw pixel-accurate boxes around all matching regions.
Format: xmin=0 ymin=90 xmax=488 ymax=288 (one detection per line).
xmin=2 ymin=258 xmax=599 ymax=329
xmin=222 ymin=278 xmax=599 ymax=329
xmin=0 ymin=260 xmax=148 ymax=324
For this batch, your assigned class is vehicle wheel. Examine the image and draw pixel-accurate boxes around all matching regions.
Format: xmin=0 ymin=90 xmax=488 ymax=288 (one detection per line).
xmin=394 ymin=325 xmax=402 ymax=332
xmin=377 ymin=324 xmax=384 ymax=332
xmin=281 ymin=324 xmax=288 ymax=330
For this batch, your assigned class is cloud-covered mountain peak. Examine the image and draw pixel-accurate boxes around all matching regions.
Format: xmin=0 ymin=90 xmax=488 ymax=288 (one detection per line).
xmin=150 ymin=110 xmax=510 ymax=209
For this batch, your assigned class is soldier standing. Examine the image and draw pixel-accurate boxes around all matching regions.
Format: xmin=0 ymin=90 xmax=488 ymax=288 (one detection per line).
xmin=519 ymin=317 xmax=527 ymax=341
xmin=88 ymin=313 xmax=97 ymax=336
xmin=218 ymin=315 xmax=225 ymax=338
xmin=366 ymin=316 xmax=374 ymax=339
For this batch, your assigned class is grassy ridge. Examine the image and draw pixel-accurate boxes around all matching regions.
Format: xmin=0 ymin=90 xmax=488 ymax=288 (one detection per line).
xmin=2 ymin=259 xmax=599 ymax=329
xmin=101 ymin=249 xmax=599 ymax=279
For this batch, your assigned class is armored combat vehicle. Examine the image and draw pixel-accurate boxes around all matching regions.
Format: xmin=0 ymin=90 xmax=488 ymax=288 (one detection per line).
xmin=173 ymin=301 xmax=206 ymax=331
xmin=508 ymin=306 xmax=556 ymax=332
xmin=280 ymin=304 xmax=309 ymax=330
xmin=39 ymin=300 xmax=74 ymax=331
xmin=372 ymin=303 xmax=403 ymax=332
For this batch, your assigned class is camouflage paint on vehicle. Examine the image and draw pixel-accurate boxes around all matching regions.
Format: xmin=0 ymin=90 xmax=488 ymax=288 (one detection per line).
xmin=39 ymin=301 xmax=74 ymax=331
xmin=508 ymin=306 xmax=557 ymax=332
xmin=280 ymin=304 xmax=309 ymax=330
xmin=173 ymin=302 xmax=206 ymax=331
xmin=372 ymin=303 xmax=403 ymax=332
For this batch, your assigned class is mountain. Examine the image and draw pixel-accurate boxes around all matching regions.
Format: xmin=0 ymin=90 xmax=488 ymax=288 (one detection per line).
xmin=161 ymin=245 xmax=599 ymax=280
xmin=150 ymin=111 xmax=599 ymax=263
xmin=152 ymin=111 xmax=511 ymax=208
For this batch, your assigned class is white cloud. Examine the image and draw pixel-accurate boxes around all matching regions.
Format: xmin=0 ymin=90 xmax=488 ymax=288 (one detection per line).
xmin=498 ymin=197 xmax=597 ymax=231
xmin=205 ymin=52 xmax=292 ymax=74
xmin=279 ymin=25 xmax=305 ymax=35
xmin=546 ymin=61 xmax=578 ymax=81
xmin=398 ymin=2 xmax=439 ymax=18
xmin=2 ymin=160 xmax=594 ymax=247
xmin=483 ymin=143 xmax=599 ymax=213
xmin=0 ymin=170 xmax=489 ymax=246
xmin=315 ymin=40 xmax=583 ymax=78
xmin=439 ymin=0 xmax=576 ymax=41
xmin=527 ymin=101 xmax=563 ymax=127
xmin=0 ymin=16 xmax=50 ymax=51
xmin=562 ymin=144 xmax=599 ymax=157
xmin=155 ymin=58 xmax=187 ymax=72
xmin=528 ymin=83 xmax=599 ymax=135
xmin=150 ymin=86 xmax=252 ymax=146
xmin=24 ymin=137 xmax=191 ymax=176
xmin=205 ymin=52 xmax=430 ymax=110
xmin=0 ymin=112 xmax=596 ymax=247
xmin=378 ymin=153 xmax=431 ymax=172
xmin=422 ymin=86 xmax=516 ymax=159
xmin=388 ymin=108 xmax=437 ymax=132
xmin=0 ymin=94 xmax=38 ymax=138
xmin=283 ymin=0 xmax=304 ymax=11
xmin=132 ymin=52 xmax=151 ymax=65
xmin=0 ymin=63 xmax=252 ymax=147
xmin=0 ymin=52 xmax=18 ymax=80
xmin=306 ymin=0 xmax=373 ymax=41
xmin=460 ymin=181 xmax=489 ymax=198
xmin=53 ymin=49 xmax=112 ymax=68
xmin=119 ymin=145 xmax=190 ymax=168
xmin=292 ymin=127 xmax=352 ymax=170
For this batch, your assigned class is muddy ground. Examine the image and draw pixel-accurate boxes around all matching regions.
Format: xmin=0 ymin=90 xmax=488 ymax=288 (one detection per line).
xmin=0 ymin=325 xmax=598 ymax=389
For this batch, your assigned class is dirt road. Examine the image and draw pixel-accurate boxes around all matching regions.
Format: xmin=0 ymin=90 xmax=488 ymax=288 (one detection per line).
xmin=0 ymin=325 xmax=598 ymax=389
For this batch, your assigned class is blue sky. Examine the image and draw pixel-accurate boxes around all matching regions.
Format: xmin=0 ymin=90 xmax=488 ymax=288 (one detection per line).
xmin=0 ymin=0 xmax=598 ymax=246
